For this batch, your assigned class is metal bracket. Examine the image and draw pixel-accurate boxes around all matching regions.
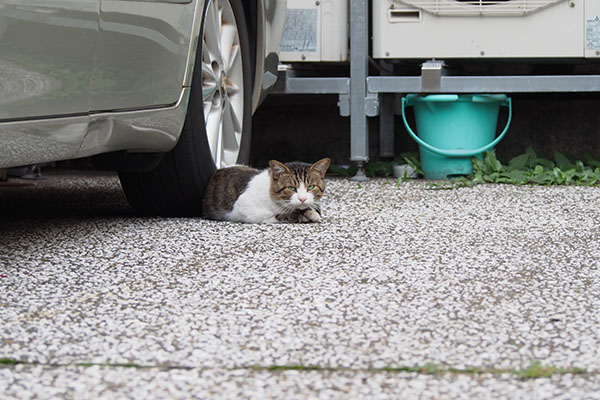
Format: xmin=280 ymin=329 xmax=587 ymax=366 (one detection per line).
xmin=421 ymin=59 xmax=446 ymax=92
xmin=365 ymin=92 xmax=380 ymax=116
xmin=338 ymin=94 xmax=350 ymax=117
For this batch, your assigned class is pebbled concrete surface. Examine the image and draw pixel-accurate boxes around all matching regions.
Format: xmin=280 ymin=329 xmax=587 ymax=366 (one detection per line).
xmin=1 ymin=170 xmax=599 ymax=399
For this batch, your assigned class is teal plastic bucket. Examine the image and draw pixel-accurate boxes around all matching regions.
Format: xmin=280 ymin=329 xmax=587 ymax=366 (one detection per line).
xmin=401 ymin=94 xmax=512 ymax=179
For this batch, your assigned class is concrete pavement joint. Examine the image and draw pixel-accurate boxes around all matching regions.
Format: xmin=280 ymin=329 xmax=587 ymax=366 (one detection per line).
xmin=1 ymin=358 xmax=589 ymax=380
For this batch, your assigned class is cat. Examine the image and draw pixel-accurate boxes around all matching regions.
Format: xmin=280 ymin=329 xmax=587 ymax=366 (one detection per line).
xmin=202 ymin=158 xmax=330 ymax=223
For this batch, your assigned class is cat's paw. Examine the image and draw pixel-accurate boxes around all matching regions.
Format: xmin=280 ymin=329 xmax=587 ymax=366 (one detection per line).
xmin=300 ymin=208 xmax=321 ymax=223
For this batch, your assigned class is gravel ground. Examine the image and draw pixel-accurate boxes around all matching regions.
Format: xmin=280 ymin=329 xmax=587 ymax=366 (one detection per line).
xmin=1 ymin=170 xmax=599 ymax=399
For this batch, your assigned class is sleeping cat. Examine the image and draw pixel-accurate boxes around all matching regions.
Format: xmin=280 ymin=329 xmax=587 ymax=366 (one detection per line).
xmin=202 ymin=158 xmax=330 ymax=223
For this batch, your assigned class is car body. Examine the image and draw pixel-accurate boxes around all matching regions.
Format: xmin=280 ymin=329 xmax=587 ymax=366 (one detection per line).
xmin=0 ymin=0 xmax=286 ymax=214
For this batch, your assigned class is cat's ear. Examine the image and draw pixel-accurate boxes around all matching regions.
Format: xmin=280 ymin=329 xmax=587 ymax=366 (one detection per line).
xmin=310 ymin=158 xmax=331 ymax=178
xmin=269 ymin=160 xmax=290 ymax=180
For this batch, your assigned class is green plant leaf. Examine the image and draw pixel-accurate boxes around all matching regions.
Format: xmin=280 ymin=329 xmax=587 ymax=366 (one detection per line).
xmin=537 ymin=158 xmax=555 ymax=169
xmin=502 ymin=170 xmax=528 ymax=184
xmin=365 ymin=161 xmax=393 ymax=177
xmin=533 ymin=165 xmax=545 ymax=175
xmin=472 ymin=157 xmax=487 ymax=174
xmin=523 ymin=147 xmax=538 ymax=168
xmin=508 ymin=153 xmax=529 ymax=170
xmin=554 ymin=151 xmax=575 ymax=171
xmin=484 ymin=151 xmax=504 ymax=173
xmin=403 ymin=156 xmax=424 ymax=176
xmin=329 ymin=164 xmax=357 ymax=177
xmin=585 ymin=152 xmax=595 ymax=164
xmin=552 ymin=167 xmax=566 ymax=184
xmin=588 ymin=160 xmax=600 ymax=168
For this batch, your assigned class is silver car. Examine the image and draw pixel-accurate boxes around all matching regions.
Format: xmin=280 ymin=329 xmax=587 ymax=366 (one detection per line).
xmin=0 ymin=0 xmax=286 ymax=215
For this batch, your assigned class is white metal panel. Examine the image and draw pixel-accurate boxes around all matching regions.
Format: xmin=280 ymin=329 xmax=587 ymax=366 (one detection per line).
xmin=280 ymin=0 xmax=348 ymax=62
xmin=321 ymin=0 xmax=348 ymax=61
xmin=280 ymin=0 xmax=321 ymax=61
xmin=585 ymin=0 xmax=600 ymax=58
xmin=373 ymin=0 xmax=583 ymax=59
xmin=399 ymin=0 xmax=562 ymax=16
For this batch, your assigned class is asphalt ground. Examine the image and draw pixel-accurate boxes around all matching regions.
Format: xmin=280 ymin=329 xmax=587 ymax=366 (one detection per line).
xmin=1 ymin=170 xmax=599 ymax=399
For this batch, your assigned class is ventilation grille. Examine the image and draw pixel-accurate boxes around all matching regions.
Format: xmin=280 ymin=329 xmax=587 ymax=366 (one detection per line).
xmin=396 ymin=0 xmax=562 ymax=16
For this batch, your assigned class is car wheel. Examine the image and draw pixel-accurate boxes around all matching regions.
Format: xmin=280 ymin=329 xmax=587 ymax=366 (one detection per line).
xmin=119 ymin=0 xmax=253 ymax=216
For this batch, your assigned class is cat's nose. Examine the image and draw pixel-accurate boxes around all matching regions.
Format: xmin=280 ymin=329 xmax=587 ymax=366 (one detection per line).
xmin=298 ymin=196 xmax=307 ymax=203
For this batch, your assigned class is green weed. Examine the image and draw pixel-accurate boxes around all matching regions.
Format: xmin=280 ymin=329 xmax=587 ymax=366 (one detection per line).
xmin=515 ymin=361 xmax=586 ymax=380
xmin=0 ymin=358 xmax=22 ymax=365
xmin=467 ymin=149 xmax=600 ymax=186
xmin=333 ymin=149 xmax=600 ymax=188
xmin=0 ymin=358 xmax=587 ymax=379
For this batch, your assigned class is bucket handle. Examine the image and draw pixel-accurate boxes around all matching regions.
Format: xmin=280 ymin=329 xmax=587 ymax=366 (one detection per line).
xmin=401 ymin=96 xmax=512 ymax=158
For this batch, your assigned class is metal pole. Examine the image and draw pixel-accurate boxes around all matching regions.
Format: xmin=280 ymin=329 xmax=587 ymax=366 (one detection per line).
xmin=379 ymin=94 xmax=395 ymax=158
xmin=349 ymin=0 xmax=369 ymax=164
xmin=349 ymin=0 xmax=370 ymax=181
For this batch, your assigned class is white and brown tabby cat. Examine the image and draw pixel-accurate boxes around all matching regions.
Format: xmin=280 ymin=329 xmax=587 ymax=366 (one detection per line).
xmin=202 ymin=158 xmax=330 ymax=223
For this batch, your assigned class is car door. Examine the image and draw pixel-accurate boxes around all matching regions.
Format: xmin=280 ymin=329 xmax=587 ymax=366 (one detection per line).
xmin=90 ymin=0 xmax=197 ymax=112
xmin=0 ymin=0 xmax=99 ymax=120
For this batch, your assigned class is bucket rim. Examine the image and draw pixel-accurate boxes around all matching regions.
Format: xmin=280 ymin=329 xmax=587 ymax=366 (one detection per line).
xmin=405 ymin=94 xmax=508 ymax=104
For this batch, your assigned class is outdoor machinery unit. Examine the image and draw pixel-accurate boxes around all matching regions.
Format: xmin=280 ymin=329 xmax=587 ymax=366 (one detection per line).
xmin=373 ymin=0 xmax=600 ymax=59
xmin=279 ymin=0 xmax=349 ymax=62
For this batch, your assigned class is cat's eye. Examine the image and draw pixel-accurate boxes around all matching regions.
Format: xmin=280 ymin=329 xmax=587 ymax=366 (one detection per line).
xmin=307 ymin=185 xmax=315 ymax=190
xmin=287 ymin=186 xmax=297 ymax=192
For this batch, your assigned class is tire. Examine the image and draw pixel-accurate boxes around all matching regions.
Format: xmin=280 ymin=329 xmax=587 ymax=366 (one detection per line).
xmin=119 ymin=0 xmax=253 ymax=216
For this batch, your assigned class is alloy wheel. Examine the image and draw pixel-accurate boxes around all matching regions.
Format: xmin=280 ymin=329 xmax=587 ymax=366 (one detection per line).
xmin=201 ymin=0 xmax=244 ymax=168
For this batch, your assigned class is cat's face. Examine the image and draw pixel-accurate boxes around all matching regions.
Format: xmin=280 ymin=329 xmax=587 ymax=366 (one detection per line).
xmin=268 ymin=158 xmax=331 ymax=210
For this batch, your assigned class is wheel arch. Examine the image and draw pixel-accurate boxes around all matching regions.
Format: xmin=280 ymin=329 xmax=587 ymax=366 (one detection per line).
xmin=250 ymin=0 xmax=287 ymax=112
xmin=182 ymin=0 xmax=285 ymax=114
